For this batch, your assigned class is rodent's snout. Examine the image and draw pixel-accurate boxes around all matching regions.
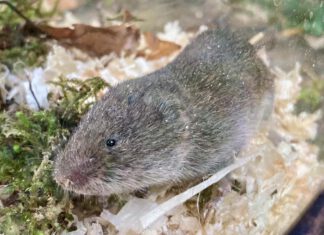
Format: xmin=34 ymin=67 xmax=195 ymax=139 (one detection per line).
xmin=54 ymin=168 xmax=90 ymax=190
xmin=53 ymin=155 xmax=94 ymax=193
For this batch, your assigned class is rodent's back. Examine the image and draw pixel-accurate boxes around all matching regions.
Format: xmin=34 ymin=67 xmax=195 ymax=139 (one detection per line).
xmin=170 ymin=29 xmax=272 ymax=96
xmin=154 ymin=29 xmax=274 ymax=174
xmin=108 ymin=29 xmax=274 ymax=177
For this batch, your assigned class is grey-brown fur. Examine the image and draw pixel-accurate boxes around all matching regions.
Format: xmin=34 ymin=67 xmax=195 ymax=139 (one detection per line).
xmin=53 ymin=29 xmax=274 ymax=196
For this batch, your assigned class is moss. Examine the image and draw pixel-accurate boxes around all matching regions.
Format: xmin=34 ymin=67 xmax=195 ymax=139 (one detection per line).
xmin=50 ymin=76 xmax=110 ymax=129
xmin=0 ymin=0 xmax=59 ymax=67
xmin=239 ymin=0 xmax=324 ymax=36
xmin=0 ymin=76 xmax=109 ymax=234
xmin=0 ymin=110 xmax=66 ymax=234
xmin=0 ymin=1 xmax=38 ymax=27
xmin=296 ymin=79 xmax=324 ymax=113
xmin=0 ymin=38 xmax=48 ymax=67
xmin=298 ymin=88 xmax=322 ymax=112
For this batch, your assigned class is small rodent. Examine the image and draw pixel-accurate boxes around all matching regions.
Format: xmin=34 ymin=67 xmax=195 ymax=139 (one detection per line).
xmin=53 ymin=29 xmax=274 ymax=196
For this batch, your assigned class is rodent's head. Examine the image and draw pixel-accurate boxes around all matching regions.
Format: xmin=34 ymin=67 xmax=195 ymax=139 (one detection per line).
xmin=54 ymin=79 xmax=186 ymax=195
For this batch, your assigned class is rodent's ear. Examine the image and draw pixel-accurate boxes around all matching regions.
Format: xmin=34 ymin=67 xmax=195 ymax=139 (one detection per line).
xmin=158 ymin=100 xmax=180 ymax=122
xmin=142 ymin=91 xmax=181 ymax=122
xmin=127 ymin=92 xmax=145 ymax=105
xmin=127 ymin=95 xmax=136 ymax=105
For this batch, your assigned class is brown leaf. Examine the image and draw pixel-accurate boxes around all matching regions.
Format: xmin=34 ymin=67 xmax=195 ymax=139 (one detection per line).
xmin=139 ymin=32 xmax=181 ymax=60
xmin=38 ymin=24 xmax=140 ymax=57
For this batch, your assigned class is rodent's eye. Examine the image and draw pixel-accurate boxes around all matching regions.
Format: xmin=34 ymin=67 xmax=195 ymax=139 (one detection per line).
xmin=106 ymin=138 xmax=116 ymax=148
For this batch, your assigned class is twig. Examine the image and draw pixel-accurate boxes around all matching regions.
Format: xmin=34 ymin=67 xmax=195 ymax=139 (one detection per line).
xmin=0 ymin=1 xmax=34 ymax=25
xmin=196 ymin=191 xmax=202 ymax=224
xmin=26 ymin=75 xmax=41 ymax=110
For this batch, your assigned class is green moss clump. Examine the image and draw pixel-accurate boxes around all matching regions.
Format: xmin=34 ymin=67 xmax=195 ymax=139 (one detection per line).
xmin=0 ymin=76 xmax=109 ymax=234
xmin=50 ymin=76 xmax=110 ymax=128
xmin=296 ymin=79 xmax=324 ymax=113
xmin=280 ymin=0 xmax=324 ymax=36
xmin=298 ymin=88 xmax=322 ymax=111
xmin=241 ymin=0 xmax=324 ymax=36
xmin=0 ymin=110 xmax=68 ymax=234
xmin=0 ymin=1 xmax=39 ymax=27
xmin=0 ymin=37 xmax=48 ymax=67
xmin=0 ymin=0 xmax=59 ymax=67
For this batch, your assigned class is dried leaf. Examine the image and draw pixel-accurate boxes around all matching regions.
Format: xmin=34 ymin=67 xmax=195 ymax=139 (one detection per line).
xmin=139 ymin=32 xmax=181 ymax=60
xmin=38 ymin=24 xmax=140 ymax=57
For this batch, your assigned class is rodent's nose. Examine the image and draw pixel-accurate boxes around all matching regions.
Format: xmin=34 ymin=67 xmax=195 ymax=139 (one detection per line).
xmin=67 ymin=170 xmax=89 ymax=186
xmin=55 ymin=170 xmax=89 ymax=189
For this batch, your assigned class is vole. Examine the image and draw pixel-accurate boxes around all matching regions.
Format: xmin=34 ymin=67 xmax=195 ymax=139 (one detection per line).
xmin=53 ymin=29 xmax=274 ymax=196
